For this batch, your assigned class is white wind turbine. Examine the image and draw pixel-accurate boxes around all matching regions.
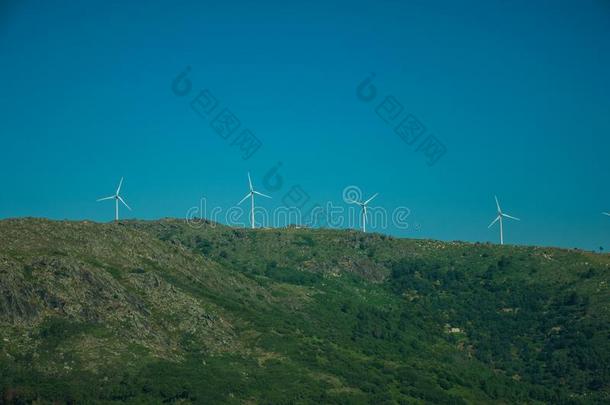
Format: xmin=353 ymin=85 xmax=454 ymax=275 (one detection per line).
xmin=488 ymin=195 xmax=520 ymax=245
xmin=347 ymin=192 xmax=379 ymax=233
xmin=238 ymin=172 xmax=271 ymax=229
xmin=96 ymin=177 xmax=131 ymax=221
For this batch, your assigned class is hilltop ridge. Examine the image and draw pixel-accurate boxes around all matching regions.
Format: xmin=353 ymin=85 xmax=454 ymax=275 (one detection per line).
xmin=0 ymin=218 xmax=608 ymax=403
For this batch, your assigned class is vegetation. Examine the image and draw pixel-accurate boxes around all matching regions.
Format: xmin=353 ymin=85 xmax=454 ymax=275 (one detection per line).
xmin=0 ymin=218 xmax=608 ymax=403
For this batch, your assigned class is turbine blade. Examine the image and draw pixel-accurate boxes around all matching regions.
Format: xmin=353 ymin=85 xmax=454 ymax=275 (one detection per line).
xmin=603 ymin=212 xmax=610 ymax=217
xmin=494 ymin=195 xmax=501 ymax=213
xmin=364 ymin=193 xmax=379 ymax=205
xmin=247 ymin=172 xmax=253 ymax=191
xmin=118 ymin=196 xmax=131 ymax=210
xmin=346 ymin=199 xmax=361 ymax=205
xmin=96 ymin=195 xmax=115 ymax=202
xmin=502 ymin=213 xmax=520 ymax=221
xmin=253 ymin=190 xmax=271 ymax=199
xmin=116 ymin=177 xmax=124 ymax=195
xmin=488 ymin=216 xmax=500 ymax=228
xmin=238 ymin=193 xmax=251 ymax=205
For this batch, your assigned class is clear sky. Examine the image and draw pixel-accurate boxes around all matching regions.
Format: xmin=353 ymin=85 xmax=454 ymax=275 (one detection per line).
xmin=1 ymin=0 xmax=609 ymax=250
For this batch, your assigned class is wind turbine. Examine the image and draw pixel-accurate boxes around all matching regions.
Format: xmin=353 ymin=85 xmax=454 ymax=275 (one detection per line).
xmin=603 ymin=212 xmax=610 ymax=217
xmin=346 ymin=192 xmax=379 ymax=233
xmin=96 ymin=177 xmax=131 ymax=221
xmin=488 ymin=195 xmax=520 ymax=245
xmin=238 ymin=172 xmax=271 ymax=229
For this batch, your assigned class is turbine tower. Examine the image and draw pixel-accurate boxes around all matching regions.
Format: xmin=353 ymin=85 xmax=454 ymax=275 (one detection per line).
xmin=347 ymin=192 xmax=379 ymax=233
xmin=488 ymin=195 xmax=520 ymax=245
xmin=238 ymin=172 xmax=271 ymax=229
xmin=97 ymin=177 xmax=131 ymax=221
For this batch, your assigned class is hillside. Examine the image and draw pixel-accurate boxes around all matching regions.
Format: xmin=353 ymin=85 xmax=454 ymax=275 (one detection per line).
xmin=0 ymin=218 xmax=608 ymax=404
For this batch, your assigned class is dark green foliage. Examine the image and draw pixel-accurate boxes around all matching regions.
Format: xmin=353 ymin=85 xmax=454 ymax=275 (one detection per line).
xmin=264 ymin=264 xmax=322 ymax=285
xmin=38 ymin=317 xmax=94 ymax=349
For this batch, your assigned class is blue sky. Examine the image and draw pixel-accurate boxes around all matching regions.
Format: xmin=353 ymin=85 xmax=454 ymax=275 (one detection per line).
xmin=1 ymin=0 xmax=609 ymax=249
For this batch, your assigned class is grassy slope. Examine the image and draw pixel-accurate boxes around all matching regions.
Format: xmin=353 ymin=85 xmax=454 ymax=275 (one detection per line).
xmin=0 ymin=218 xmax=608 ymax=404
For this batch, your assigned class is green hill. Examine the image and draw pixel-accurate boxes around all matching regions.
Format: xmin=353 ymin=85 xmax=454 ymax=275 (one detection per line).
xmin=0 ymin=218 xmax=608 ymax=404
